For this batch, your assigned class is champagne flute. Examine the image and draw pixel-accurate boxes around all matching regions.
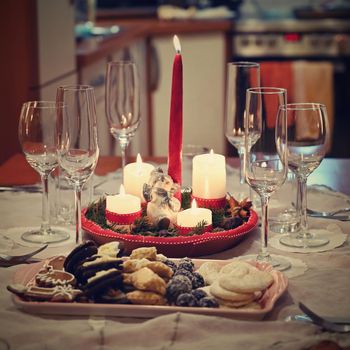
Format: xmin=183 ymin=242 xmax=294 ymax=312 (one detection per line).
xmin=244 ymin=87 xmax=291 ymax=271
xmin=225 ymin=62 xmax=260 ymax=185
xmin=105 ymin=61 xmax=140 ymax=171
xmin=57 ymin=85 xmax=99 ymax=244
xmin=18 ymin=101 xmax=70 ymax=243
xmin=278 ymin=103 xmax=329 ymax=248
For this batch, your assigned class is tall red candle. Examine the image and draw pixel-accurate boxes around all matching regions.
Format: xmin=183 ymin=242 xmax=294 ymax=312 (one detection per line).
xmin=168 ymin=35 xmax=183 ymax=197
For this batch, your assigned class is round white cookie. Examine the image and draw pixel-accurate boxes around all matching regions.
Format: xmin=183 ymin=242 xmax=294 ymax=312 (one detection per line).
xmin=210 ymin=280 xmax=254 ymax=302
xmin=197 ymin=261 xmax=221 ymax=285
xmin=219 ymin=260 xmax=257 ymax=277
xmin=218 ymin=269 xmax=274 ymax=293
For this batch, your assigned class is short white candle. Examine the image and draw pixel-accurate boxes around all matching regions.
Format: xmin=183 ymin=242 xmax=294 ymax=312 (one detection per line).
xmin=106 ymin=184 xmax=141 ymax=214
xmin=123 ymin=154 xmax=155 ymax=202
xmin=177 ymin=199 xmax=212 ymax=227
xmin=192 ymin=149 xmax=226 ymax=199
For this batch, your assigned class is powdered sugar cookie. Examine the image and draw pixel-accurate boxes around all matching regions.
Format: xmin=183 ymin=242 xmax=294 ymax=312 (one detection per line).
xmin=210 ymin=280 xmax=254 ymax=302
xmin=219 ymin=260 xmax=258 ymax=276
xmin=197 ymin=261 xmax=221 ymax=285
xmin=218 ymin=269 xmax=274 ymax=293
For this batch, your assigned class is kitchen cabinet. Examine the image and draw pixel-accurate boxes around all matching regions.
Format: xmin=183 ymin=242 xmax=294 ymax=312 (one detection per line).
xmin=150 ymin=32 xmax=226 ymax=156
xmin=0 ymin=0 xmax=76 ymax=163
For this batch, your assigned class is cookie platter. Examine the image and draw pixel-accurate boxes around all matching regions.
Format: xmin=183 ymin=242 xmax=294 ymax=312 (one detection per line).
xmin=10 ymin=256 xmax=288 ymax=321
xmin=81 ymin=208 xmax=259 ymax=258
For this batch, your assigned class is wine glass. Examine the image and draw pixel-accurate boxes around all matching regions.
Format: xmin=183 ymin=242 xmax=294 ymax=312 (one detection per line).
xmin=18 ymin=101 xmax=70 ymax=243
xmin=244 ymin=87 xmax=291 ymax=271
xmin=105 ymin=61 xmax=140 ymax=171
xmin=56 ymin=85 xmax=99 ymax=244
xmin=225 ymin=62 xmax=260 ymax=186
xmin=278 ymin=103 xmax=329 ymax=248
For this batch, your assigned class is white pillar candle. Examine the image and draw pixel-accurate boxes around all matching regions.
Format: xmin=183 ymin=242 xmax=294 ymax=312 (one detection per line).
xmin=106 ymin=184 xmax=141 ymax=214
xmin=177 ymin=199 xmax=212 ymax=227
xmin=123 ymin=154 xmax=154 ymax=202
xmin=192 ymin=149 xmax=226 ymax=199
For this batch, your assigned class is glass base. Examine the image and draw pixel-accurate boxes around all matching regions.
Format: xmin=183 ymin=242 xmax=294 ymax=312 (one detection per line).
xmin=21 ymin=228 xmax=70 ymax=244
xmin=257 ymin=254 xmax=291 ymax=272
xmin=239 ymin=254 xmax=291 ymax=272
xmin=269 ymin=209 xmax=300 ymax=234
xmin=279 ymin=234 xmax=329 ymax=248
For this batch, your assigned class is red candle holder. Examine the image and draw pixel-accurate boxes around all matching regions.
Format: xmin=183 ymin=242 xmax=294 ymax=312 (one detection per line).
xmin=174 ymin=223 xmax=213 ymax=236
xmin=191 ymin=195 xmax=227 ymax=210
xmin=105 ymin=209 xmax=142 ymax=225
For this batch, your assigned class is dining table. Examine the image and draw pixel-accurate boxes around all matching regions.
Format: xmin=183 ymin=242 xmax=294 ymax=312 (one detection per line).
xmin=0 ymin=154 xmax=349 ymax=350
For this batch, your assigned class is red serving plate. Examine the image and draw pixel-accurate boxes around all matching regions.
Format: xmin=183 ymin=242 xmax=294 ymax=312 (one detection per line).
xmin=81 ymin=209 xmax=258 ymax=258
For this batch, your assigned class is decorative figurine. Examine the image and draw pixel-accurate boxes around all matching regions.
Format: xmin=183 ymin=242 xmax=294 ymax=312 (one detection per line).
xmin=143 ymin=168 xmax=181 ymax=227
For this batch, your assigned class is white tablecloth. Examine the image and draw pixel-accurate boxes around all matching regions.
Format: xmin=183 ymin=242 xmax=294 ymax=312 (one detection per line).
xmin=0 ymin=165 xmax=350 ymax=349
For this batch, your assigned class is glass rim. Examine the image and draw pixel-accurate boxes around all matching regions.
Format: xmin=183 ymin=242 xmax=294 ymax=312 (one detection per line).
xmin=280 ymin=103 xmax=326 ymax=111
xmin=57 ymin=85 xmax=94 ymax=92
xmin=247 ymin=87 xmax=286 ymax=94
xmin=227 ymin=61 xmax=260 ymax=68
xmin=107 ymin=60 xmax=135 ymax=67
xmin=22 ymin=101 xmax=66 ymax=109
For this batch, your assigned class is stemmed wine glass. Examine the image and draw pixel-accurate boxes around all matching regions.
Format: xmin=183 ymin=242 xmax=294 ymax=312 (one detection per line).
xmin=18 ymin=101 xmax=70 ymax=243
xmin=244 ymin=87 xmax=291 ymax=271
xmin=278 ymin=103 xmax=329 ymax=248
xmin=56 ymin=85 xmax=99 ymax=244
xmin=225 ymin=62 xmax=260 ymax=186
xmin=105 ymin=61 xmax=140 ymax=171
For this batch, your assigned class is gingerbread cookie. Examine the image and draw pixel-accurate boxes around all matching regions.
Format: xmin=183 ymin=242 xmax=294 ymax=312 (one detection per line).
xmin=44 ymin=255 xmax=66 ymax=271
xmin=35 ymin=269 xmax=75 ymax=288
xmin=7 ymin=283 xmax=81 ymax=302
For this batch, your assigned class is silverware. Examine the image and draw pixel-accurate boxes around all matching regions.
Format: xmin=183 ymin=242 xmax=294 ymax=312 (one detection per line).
xmin=0 ymin=185 xmax=41 ymax=193
xmin=299 ymin=302 xmax=350 ymax=333
xmin=306 ymin=207 xmax=350 ymax=217
xmin=0 ymin=244 xmax=48 ymax=265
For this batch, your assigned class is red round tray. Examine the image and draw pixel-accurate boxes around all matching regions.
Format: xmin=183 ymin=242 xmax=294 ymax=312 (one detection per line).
xmin=81 ymin=209 xmax=258 ymax=258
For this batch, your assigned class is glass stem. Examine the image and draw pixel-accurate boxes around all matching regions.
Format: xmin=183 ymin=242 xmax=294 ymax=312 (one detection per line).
xmin=238 ymin=148 xmax=245 ymax=185
xmin=40 ymin=174 xmax=51 ymax=234
xmin=258 ymin=195 xmax=270 ymax=261
xmin=74 ymin=185 xmax=82 ymax=244
xmin=297 ymin=176 xmax=309 ymax=238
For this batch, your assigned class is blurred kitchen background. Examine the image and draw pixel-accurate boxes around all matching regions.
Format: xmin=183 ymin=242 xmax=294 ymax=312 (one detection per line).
xmin=1 ymin=0 xmax=350 ymax=164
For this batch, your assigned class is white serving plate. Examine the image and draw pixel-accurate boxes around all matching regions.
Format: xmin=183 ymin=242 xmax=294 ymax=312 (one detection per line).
xmin=11 ymin=259 xmax=288 ymax=321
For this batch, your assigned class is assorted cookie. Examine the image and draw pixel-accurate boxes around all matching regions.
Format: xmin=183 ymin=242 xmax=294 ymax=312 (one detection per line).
xmin=7 ymin=242 xmax=275 ymax=310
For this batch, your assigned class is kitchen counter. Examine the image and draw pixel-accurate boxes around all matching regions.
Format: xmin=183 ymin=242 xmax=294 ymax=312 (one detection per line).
xmin=76 ymin=18 xmax=232 ymax=68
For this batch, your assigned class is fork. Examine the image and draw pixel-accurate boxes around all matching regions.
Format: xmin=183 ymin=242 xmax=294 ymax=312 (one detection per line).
xmin=306 ymin=207 xmax=350 ymax=217
xmin=0 ymin=244 xmax=48 ymax=265
xmin=299 ymin=302 xmax=350 ymax=333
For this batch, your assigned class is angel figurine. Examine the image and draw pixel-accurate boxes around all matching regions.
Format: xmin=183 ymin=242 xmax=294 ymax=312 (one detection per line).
xmin=143 ymin=168 xmax=181 ymax=227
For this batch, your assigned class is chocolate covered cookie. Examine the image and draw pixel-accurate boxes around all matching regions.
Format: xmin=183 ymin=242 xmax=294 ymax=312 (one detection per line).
xmin=64 ymin=241 xmax=98 ymax=275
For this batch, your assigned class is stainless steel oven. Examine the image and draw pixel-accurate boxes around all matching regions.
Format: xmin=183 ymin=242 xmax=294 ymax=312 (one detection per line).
xmin=229 ymin=19 xmax=350 ymax=158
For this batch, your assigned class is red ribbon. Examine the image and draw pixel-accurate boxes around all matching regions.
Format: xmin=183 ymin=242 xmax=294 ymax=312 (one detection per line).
xmin=192 ymin=195 xmax=227 ymax=210
xmin=168 ymin=52 xmax=183 ymax=202
xmin=105 ymin=209 xmax=142 ymax=225
xmin=175 ymin=224 xmax=213 ymax=236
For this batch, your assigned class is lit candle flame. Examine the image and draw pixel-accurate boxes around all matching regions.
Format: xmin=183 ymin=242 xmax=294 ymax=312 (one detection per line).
xmin=119 ymin=184 xmax=126 ymax=195
xmin=173 ymin=35 xmax=181 ymax=54
xmin=191 ymin=198 xmax=198 ymax=209
xmin=210 ymin=149 xmax=214 ymax=155
xmin=136 ymin=153 xmax=143 ymax=173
